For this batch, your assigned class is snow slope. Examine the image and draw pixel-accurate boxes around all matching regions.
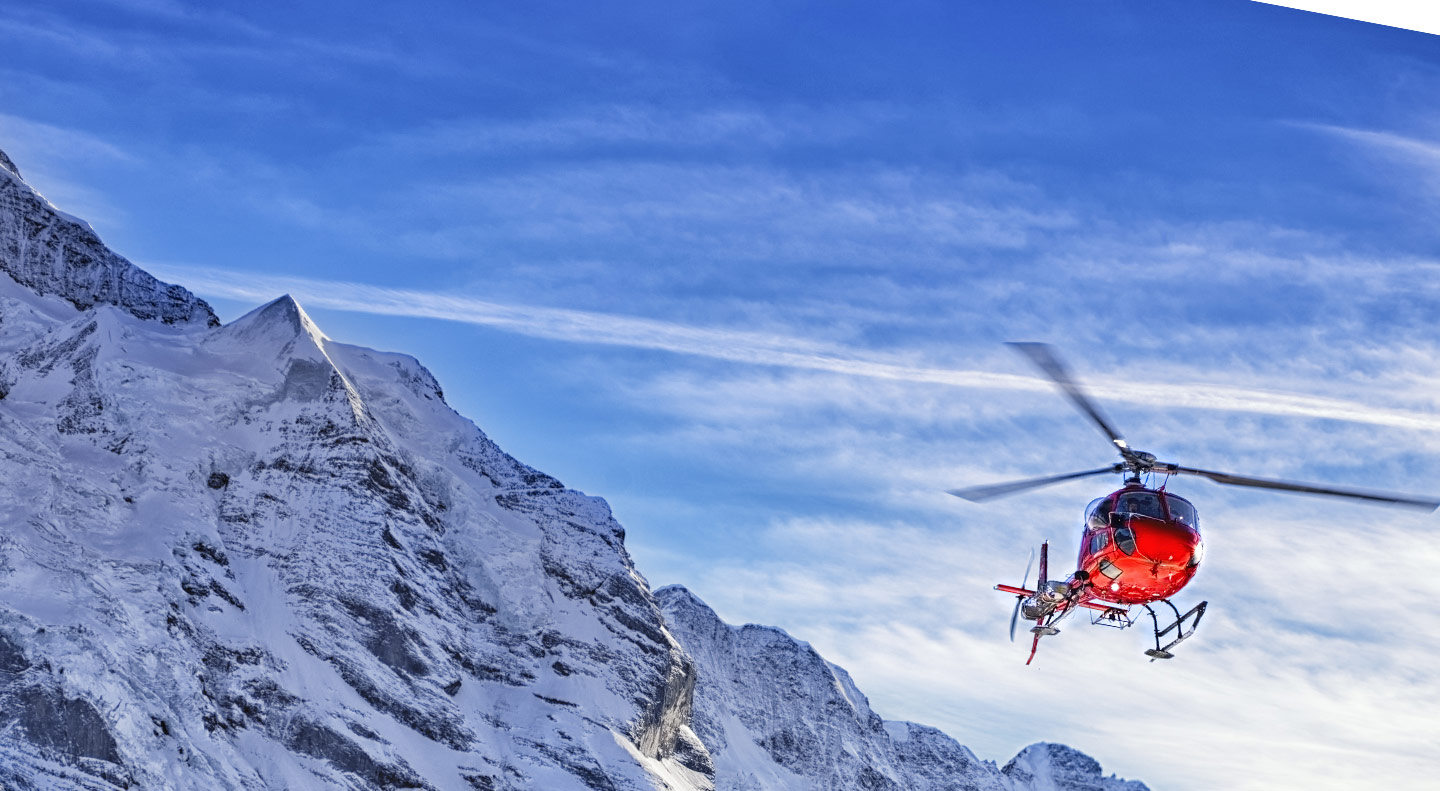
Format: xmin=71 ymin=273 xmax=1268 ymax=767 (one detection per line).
xmin=0 ymin=147 xmax=1146 ymax=791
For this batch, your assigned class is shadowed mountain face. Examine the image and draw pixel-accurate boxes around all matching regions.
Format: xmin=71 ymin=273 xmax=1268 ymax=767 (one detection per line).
xmin=0 ymin=153 xmax=215 ymax=327
xmin=0 ymin=148 xmax=1146 ymax=791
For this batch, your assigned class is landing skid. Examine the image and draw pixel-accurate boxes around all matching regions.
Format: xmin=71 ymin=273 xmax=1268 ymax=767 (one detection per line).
xmin=1141 ymin=599 xmax=1207 ymax=661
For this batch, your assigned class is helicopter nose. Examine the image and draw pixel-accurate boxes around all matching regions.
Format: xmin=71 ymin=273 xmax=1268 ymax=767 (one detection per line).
xmin=1133 ymin=520 xmax=1200 ymax=565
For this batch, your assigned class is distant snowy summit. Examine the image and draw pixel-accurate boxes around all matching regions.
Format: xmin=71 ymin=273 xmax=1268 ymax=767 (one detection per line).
xmin=0 ymin=146 xmax=1148 ymax=791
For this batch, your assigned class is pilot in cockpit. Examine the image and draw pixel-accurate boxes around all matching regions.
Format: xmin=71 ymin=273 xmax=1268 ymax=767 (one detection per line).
xmin=1119 ymin=492 xmax=1163 ymax=519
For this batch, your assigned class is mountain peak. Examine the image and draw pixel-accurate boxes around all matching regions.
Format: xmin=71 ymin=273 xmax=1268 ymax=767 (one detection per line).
xmin=1004 ymin=742 xmax=1150 ymax=791
xmin=242 ymin=294 xmax=321 ymax=336
xmin=0 ymin=147 xmax=19 ymax=179
xmin=219 ymin=292 xmax=328 ymax=355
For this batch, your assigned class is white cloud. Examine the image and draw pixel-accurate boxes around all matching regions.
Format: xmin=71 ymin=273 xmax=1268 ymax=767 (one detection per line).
xmin=0 ymin=112 xmax=135 ymax=166
xmin=1298 ymin=123 xmax=1440 ymax=198
xmin=669 ymin=508 xmax=1440 ymax=791
xmin=151 ymin=263 xmax=1440 ymax=438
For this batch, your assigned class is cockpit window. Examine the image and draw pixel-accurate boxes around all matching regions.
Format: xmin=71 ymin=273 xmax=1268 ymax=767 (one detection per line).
xmin=1090 ymin=530 xmax=1110 ymax=554
xmin=1164 ymin=495 xmax=1198 ymax=528
xmin=1118 ymin=492 xmax=1164 ymax=519
xmin=1085 ymin=497 xmax=1111 ymax=529
xmin=1114 ymin=526 xmax=1137 ymax=555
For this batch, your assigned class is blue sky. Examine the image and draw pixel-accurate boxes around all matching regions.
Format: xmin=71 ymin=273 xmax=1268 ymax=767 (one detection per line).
xmin=5 ymin=2 xmax=1440 ymax=789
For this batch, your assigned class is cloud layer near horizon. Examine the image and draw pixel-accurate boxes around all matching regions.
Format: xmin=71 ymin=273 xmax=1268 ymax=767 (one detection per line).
xmin=154 ymin=263 xmax=1440 ymax=436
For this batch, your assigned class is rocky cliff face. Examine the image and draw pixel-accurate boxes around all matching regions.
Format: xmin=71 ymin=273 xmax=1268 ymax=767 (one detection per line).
xmin=0 ymin=154 xmax=215 ymax=326
xmin=0 ymin=147 xmax=1147 ymax=791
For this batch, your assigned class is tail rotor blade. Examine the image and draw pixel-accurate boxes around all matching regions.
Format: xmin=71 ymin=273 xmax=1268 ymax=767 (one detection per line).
xmin=1010 ymin=547 xmax=1035 ymax=643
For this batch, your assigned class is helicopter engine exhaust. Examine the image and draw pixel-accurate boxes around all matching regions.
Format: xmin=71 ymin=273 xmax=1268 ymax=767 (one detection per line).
xmin=1021 ymin=580 xmax=1070 ymax=621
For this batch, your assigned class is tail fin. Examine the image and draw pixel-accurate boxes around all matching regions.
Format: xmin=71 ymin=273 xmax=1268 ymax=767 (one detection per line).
xmin=1027 ymin=541 xmax=1050 ymax=666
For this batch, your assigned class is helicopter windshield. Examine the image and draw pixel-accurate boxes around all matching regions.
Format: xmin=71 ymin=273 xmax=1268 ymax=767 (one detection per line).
xmin=1117 ymin=492 xmax=1164 ymax=519
xmin=1164 ymin=495 xmax=1198 ymax=528
xmin=1084 ymin=497 xmax=1111 ymax=529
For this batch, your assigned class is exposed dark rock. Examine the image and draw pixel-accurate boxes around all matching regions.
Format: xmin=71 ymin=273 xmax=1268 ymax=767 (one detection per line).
xmin=192 ymin=540 xmax=230 ymax=566
xmin=0 ymin=148 xmax=21 ymax=179
xmin=209 ymin=580 xmax=245 ymax=610
xmin=6 ymin=686 xmax=121 ymax=764
xmin=0 ymin=631 xmax=29 ymax=674
xmin=519 ymin=739 xmax=620 ymax=791
xmin=340 ymin=597 xmax=429 ymax=676
xmin=0 ymin=159 xmax=216 ymax=325
xmin=286 ymin=719 xmax=429 ymax=790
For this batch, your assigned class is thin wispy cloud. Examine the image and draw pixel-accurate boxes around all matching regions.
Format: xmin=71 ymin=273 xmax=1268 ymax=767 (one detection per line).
xmin=367 ymin=103 xmax=904 ymax=156
xmin=1299 ymin=122 xmax=1440 ymax=195
xmin=154 ymin=263 xmax=1440 ymax=434
xmin=1311 ymin=125 xmax=1440 ymax=164
xmin=0 ymin=113 xmax=136 ymax=165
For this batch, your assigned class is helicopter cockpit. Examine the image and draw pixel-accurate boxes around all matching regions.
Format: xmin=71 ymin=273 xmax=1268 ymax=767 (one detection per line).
xmin=1160 ymin=494 xmax=1198 ymax=528
xmin=1084 ymin=491 xmax=1199 ymax=529
xmin=1118 ymin=492 xmax=1164 ymax=519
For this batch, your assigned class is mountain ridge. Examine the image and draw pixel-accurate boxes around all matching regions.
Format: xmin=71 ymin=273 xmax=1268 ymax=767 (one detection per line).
xmin=0 ymin=148 xmax=215 ymax=327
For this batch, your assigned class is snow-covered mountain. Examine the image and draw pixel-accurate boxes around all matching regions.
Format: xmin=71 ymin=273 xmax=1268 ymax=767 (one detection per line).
xmin=0 ymin=148 xmax=1148 ymax=791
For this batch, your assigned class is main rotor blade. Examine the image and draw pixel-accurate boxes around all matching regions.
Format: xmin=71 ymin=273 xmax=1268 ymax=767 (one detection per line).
xmin=1163 ymin=464 xmax=1440 ymax=511
xmin=1008 ymin=342 xmax=1131 ymax=457
xmin=947 ymin=464 xmax=1124 ymax=502
xmin=1009 ymin=599 xmax=1022 ymax=642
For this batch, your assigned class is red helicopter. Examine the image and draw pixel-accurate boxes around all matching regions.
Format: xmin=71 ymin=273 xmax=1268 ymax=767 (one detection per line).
xmin=949 ymin=343 xmax=1439 ymax=664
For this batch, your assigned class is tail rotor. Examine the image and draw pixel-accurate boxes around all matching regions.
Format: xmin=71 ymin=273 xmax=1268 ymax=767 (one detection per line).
xmin=1009 ymin=548 xmax=1035 ymax=642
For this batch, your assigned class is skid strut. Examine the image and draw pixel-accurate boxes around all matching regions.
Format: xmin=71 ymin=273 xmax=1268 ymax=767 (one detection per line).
xmin=1141 ymin=599 xmax=1207 ymax=660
